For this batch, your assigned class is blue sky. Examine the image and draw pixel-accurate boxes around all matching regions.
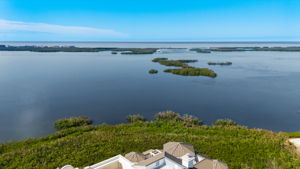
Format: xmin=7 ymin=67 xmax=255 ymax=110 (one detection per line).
xmin=0 ymin=0 xmax=300 ymax=41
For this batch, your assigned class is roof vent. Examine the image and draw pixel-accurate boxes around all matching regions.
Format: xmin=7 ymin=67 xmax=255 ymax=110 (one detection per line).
xmin=181 ymin=154 xmax=195 ymax=168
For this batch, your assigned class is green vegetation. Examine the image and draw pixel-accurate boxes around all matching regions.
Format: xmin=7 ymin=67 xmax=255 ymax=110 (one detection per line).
xmin=1 ymin=112 xmax=300 ymax=169
xmin=164 ymin=68 xmax=217 ymax=77
xmin=54 ymin=116 xmax=92 ymax=130
xmin=190 ymin=48 xmax=211 ymax=53
xmin=157 ymin=60 xmax=191 ymax=68
xmin=152 ymin=58 xmax=198 ymax=64
xmin=148 ymin=69 xmax=158 ymax=74
xmin=152 ymin=57 xmax=217 ymax=78
xmin=191 ymin=47 xmax=300 ymax=53
xmin=214 ymin=119 xmax=237 ymax=126
xmin=152 ymin=57 xmax=168 ymax=62
xmin=287 ymin=131 xmax=300 ymax=138
xmin=0 ymin=45 xmax=114 ymax=52
xmin=120 ymin=48 xmax=158 ymax=54
xmin=152 ymin=58 xmax=196 ymax=68
xmin=2 ymin=45 xmax=300 ymax=53
xmin=209 ymin=47 xmax=247 ymax=52
xmin=0 ymin=45 xmax=158 ymax=54
xmin=154 ymin=111 xmax=181 ymax=122
xmin=153 ymin=111 xmax=203 ymax=127
xmin=208 ymin=62 xmax=233 ymax=66
xmin=126 ymin=114 xmax=146 ymax=123
xmin=181 ymin=114 xmax=203 ymax=126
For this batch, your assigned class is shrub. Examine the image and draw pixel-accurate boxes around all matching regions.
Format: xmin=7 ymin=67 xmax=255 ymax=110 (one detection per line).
xmin=214 ymin=118 xmax=237 ymax=126
xmin=148 ymin=69 xmax=158 ymax=74
xmin=54 ymin=116 xmax=92 ymax=130
xmin=154 ymin=111 xmax=181 ymax=122
xmin=126 ymin=114 xmax=146 ymax=123
xmin=181 ymin=114 xmax=203 ymax=126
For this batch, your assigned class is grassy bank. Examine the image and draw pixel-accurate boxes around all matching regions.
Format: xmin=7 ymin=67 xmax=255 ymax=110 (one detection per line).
xmin=0 ymin=113 xmax=300 ymax=169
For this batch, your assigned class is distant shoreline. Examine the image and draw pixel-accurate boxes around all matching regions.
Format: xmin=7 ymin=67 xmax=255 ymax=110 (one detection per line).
xmin=1 ymin=41 xmax=300 ymax=43
xmin=1 ymin=45 xmax=300 ymax=52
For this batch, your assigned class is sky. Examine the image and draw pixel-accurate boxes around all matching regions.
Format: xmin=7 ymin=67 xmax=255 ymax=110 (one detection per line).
xmin=0 ymin=0 xmax=300 ymax=41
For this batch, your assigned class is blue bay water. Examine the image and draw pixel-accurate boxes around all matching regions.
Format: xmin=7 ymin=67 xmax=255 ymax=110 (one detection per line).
xmin=0 ymin=42 xmax=300 ymax=142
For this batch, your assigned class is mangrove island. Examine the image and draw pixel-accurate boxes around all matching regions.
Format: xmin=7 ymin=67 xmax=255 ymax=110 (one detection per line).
xmin=152 ymin=57 xmax=217 ymax=78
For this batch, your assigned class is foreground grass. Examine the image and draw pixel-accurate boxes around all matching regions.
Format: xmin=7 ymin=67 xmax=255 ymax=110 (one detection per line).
xmin=0 ymin=122 xmax=299 ymax=169
xmin=287 ymin=131 xmax=300 ymax=138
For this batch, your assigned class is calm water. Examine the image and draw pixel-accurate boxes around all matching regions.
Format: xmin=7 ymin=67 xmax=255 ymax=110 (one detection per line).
xmin=1 ymin=42 xmax=300 ymax=142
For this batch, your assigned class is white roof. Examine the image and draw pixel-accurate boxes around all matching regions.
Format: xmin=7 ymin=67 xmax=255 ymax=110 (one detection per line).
xmin=289 ymin=138 xmax=300 ymax=147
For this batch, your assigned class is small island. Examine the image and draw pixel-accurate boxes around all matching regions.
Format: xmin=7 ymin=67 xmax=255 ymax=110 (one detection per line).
xmin=148 ymin=69 xmax=158 ymax=74
xmin=120 ymin=48 xmax=158 ymax=54
xmin=164 ymin=68 xmax=217 ymax=77
xmin=208 ymin=62 xmax=232 ymax=66
xmin=190 ymin=48 xmax=211 ymax=53
xmin=152 ymin=57 xmax=197 ymax=68
xmin=152 ymin=57 xmax=217 ymax=78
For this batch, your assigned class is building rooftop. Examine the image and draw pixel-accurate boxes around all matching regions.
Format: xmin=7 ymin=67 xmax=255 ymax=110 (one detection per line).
xmin=194 ymin=159 xmax=228 ymax=169
xmin=125 ymin=152 xmax=145 ymax=162
xmin=59 ymin=142 xmax=228 ymax=169
xmin=163 ymin=142 xmax=195 ymax=157
xmin=135 ymin=152 xmax=165 ymax=166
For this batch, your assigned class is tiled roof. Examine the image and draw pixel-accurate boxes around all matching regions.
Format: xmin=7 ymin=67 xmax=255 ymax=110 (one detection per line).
xmin=125 ymin=152 xmax=145 ymax=162
xmin=194 ymin=159 xmax=228 ymax=169
xmin=134 ymin=152 xmax=164 ymax=166
xmin=163 ymin=142 xmax=195 ymax=157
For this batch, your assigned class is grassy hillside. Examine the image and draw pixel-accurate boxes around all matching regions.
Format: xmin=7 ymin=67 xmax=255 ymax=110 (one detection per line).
xmin=1 ymin=120 xmax=300 ymax=169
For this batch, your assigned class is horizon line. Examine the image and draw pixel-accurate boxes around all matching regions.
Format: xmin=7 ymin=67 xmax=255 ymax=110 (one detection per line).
xmin=1 ymin=41 xmax=300 ymax=43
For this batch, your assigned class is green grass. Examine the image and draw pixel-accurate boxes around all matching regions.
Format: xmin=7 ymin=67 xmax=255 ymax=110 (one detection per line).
xmin=287 ymin=131 xmax=300 ymax=138
xmin=0 ymin=121 xmax=299 ymax=169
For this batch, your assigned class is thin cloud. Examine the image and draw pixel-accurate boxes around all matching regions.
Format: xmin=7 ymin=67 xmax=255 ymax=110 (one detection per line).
xmin=0 ymin=19 xmax=127 ymax=37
